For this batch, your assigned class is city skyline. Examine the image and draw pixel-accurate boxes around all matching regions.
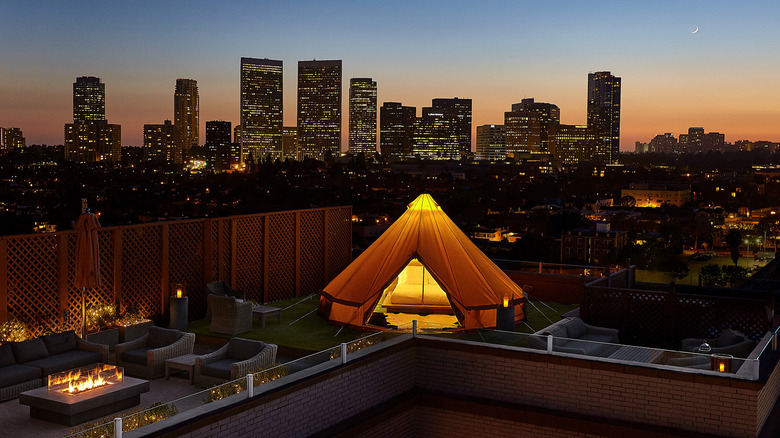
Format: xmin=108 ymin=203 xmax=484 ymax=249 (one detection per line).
xmin=2 ymin=1 xmax=779 ymax=149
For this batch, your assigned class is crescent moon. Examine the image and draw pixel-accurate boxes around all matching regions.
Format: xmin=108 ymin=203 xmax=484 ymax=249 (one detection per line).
xmin=692 ymin=27 xmax=699 ymax=34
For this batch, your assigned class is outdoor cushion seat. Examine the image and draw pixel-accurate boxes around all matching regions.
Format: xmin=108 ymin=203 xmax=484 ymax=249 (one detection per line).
xmin=24 ymin=349 xmax=103 ymax=377
xmin=200 ymin=359 xmax=235 ymax=381
xmin=0 ymin=364 xmax=42 ymax=388
xmin=120 ymin=346 xmax=154 ymax=365
xmin=529 ymin=317 xmax=620 ymax=357
xmin=580 ymin=333 xmax=619 ymax=344
xmin=681 ymin=328 xmax=757 ymax=358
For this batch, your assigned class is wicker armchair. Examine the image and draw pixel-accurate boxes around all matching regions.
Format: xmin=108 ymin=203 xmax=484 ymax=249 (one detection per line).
xmin=209 ymin=294 xmax=253 ymax=335
xmin=194 ymin=337 xmax=277 ymax=388
xmin=206 ymin=281 xmax=246 ymax=321
xmin=115 ymin=326 xmax=195 ymax=380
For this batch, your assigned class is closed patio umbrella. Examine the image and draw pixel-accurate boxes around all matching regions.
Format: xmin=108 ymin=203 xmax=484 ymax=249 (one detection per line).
xmin=74 ymin=210 xmax=101 ymax=337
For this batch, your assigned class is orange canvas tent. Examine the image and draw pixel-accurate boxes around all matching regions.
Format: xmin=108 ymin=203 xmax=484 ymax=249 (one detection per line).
xmin=319 ymin=194 xmax=526 ymax=330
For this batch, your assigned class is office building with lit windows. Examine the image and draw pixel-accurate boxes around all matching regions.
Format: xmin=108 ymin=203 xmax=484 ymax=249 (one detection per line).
xmin=298 ymin=60 xmax=341 ymax=160
xmin=430 ymin=97 xmax=471 ymax=158
xmin=206 ymin=120 xmax=232 ymax=166
xmin=504 ymin=109 xmax=541 ymax=159
xmin=555 ymin=124 xmax=589 ymax=164
xmin=65 ymin=76 xmax=121 ymax=163
xmin=0 ymin=127 xmax=25 ymax=155
xmin=587 ymin=71 xmax=621 ymax=162
xmin=475 ymin=124 xmax=506 ymax=161
xmin=380 ymin=102 xmax=416 ymax=159
xmin=348 ymin=78 xmax=377 ymax=156
xmin=241 ymin=58 xmax=283 ymax=161
xmin=412 ymin=107 xmax=458 ymax=159
xmin=144 ymin=120 xmax=179 ymax=164
xmin=174 ymin=78 xmax=199 ymax=154
xmin=510 ymin=98 xmax=560 ymax=156
xmin=282 ymin=126 xmax=298 ymax=160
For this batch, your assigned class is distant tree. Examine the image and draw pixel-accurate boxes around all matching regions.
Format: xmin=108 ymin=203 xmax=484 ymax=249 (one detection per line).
xmin=725 ymin=228 xmax=742 ymax=266
xmin=699 ymin=264 xmax=722 ymax=286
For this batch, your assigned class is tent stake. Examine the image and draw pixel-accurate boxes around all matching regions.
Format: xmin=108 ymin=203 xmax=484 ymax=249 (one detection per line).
xmin=283 ymin=293 xmax=316 ymax=311
xmin=289 ymin=309 xmax=316 ymax=326
xmin=527 ymin=300 xmax=555 ymax=325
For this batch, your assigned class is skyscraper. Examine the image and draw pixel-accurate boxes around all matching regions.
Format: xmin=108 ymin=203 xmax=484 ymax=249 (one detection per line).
xmin=476 ymin=125 xmax=506 ymax=161
xmin=282 ymin=126 xmax=298 ymax=160
xmin=73 ymin=76 xmax=105 ymax=123
xmin=431 ymin=98 xmax=472 ymax=157
xmin=555 ymin=124 xmax=589 ymax=164
xmin=413 ymin=107 xmax=458 ymax=159
xmin=297 ymin=60 xmax=342 ymax=160
xmin=504 ymin=109 xmax=541 ymax=158
xmin=206 ymin=120 xmax=232 ymax=164
xmin=510 ymin=98 xmax=560 ymax=156
xmin=174 ymin=79 xmax=199 ymax=154
xmin=0 ymin=127 xmax=25 ymax=155
xmin=65 ymin=76 xmax=121 ymax=162
xmin=587 ymin=71 xmax=621 ymax=162
xmin=144 ymin=120 xmax=179 ymax=163
xmin=348 ymin=78 xmax=377 ymax=156
xmin=380 ymin=102 xmax=416 ymax=159
xmin=241 ymin=58 xmax=283 ymax=161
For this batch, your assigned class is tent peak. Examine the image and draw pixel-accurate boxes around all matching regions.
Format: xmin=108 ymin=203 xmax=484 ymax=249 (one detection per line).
xmin=407 ymin=193 xmax=440 ymax=211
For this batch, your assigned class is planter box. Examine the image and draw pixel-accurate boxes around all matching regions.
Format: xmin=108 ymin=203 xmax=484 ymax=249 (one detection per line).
xmin=118 ymin=320 xmax=152 ymax=343
xmin=86 ymin=328 xmax=119 ymax=351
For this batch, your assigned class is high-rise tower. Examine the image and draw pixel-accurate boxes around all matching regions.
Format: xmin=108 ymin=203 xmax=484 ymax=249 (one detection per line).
xmin=348 ymin=78 xmax=377 ymax=156
xmin=430 ymin=98 xmax=472 ymax=158
xmin=587 ymin=71 xmax=621 ymax=162
xmin=174 ymin=79 xmax=199 ymax=154
xmin=240 ymin=58 xmax=283 ymax=161
xmin=297 ymin=60 xmax=342 ymax=160
xmin=379 ymin=102 xmax=416 ymax=159
xmin=73 ymin=76 xmax=105 ymax=123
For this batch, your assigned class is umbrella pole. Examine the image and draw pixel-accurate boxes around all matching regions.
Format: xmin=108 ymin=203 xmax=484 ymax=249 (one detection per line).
xmin=81 ymin=287 xmax=87 ymax=338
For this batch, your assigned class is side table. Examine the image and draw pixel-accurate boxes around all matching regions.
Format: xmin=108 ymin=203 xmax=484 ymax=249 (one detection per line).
xmin=165 ymin=354 xmax=198 ymax=384
xmin=252 ymin=305 xmax=283 ymax=328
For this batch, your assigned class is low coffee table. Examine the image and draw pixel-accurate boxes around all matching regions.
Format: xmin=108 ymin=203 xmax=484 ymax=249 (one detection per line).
xmin=165 ymin=353 xmax=198 ymax=383
xmin=19 ymin=375 xmax=149 ymax=426
xmin=252 ymin=305 xmax=283 ymax=328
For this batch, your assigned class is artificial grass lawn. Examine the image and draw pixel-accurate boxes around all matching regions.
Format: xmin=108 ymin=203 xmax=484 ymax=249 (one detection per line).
xmin=187 ymin=294 xmax=578 ymax=353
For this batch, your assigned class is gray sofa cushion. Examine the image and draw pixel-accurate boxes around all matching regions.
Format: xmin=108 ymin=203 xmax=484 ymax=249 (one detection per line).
xmin=565 ymin=318 xmax=587 ymax=339
xmin=0 ymin=364 xmax=41 ymax=387
xmin=227 ymin=338 xmax=265 ymax=361
xmin=12 ymin=338 xmax=49 ymax=363
xmin=715 ymin=329 xmax=744 ymax=347
xmin=42 ymin=331 xmax=77 ymax=355
xmin=121 ymin=347 xmax=153 ymax=365
xmin=201 ymin=359 xmax=234 ymax=380
xmin=25 ymin=350 xmax=103 ymax=377
xmin=580 ymin=332 xmax=618 ymax=344
xmin=148 ymin=326 xmax=182 ymax=348
xmin=0 ymin=344 xmax=16 ymax=367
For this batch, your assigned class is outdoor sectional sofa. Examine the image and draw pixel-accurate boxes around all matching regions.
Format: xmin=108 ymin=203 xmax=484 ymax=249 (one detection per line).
xmin=0 ymin=330 xmax=108 ymax=401
xmin=528 ymin=317 xmax=620 ymax=356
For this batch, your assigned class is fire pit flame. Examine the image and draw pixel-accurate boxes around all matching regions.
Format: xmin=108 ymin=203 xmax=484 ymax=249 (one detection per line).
xmin=48 ymin=364 xmax=124 ymax=395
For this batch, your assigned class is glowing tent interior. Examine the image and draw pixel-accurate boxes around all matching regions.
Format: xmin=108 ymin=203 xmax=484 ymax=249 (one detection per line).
xmin=318 ymin=194 xmax=526 ymax=330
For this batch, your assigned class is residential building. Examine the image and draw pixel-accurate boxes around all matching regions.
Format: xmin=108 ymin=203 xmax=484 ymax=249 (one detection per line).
xmin=174 ymin=78 xmax=199 ymax=154
xmin=561 ymin=223 xmax=627 ymax=265
xmin=65 ymin=76 xmax=121 ymax=162
xmin=649 ymin=133 xmax=678 ymax=153
xmin=0 ymin=127 xmax=25 ymax=155
xmin=621 ymin=182 xmax=691 ymax=207
xmin=679 ymin=127 xmax=725 ymax=153
xmin=282 ymin=126 xmax=298 ymax=160
xmin=298 ymin=60 xmax=341 ymax=160
xmin=555 ymin=124 xmax=588 ymax=164
xmin=241 ymin=58 xmax=283 ymax=160
xmin=379 ymin=102 xmax=416 ymax=159
xmin=431 ymin=97 xmax=472 ymax=158
xmin=587 ymin=71 xmax=621 ymax=162
xmin=143 ymin=120 xmax=179 ymax=163
xmin=348 ymin=78 xmax=377 ymax=157
xmin=475 ymin=124 xmax=506 ymax=161
xmin=205 ymin=120 xmax=231 ymax=166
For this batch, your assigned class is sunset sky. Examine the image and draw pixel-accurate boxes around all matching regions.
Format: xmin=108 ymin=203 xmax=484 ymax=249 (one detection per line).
xmin=2 ymin=0 xmax=779 ymax=150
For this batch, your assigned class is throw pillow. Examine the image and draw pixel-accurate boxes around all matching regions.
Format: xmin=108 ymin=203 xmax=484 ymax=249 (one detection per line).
xmin=11 ymin=338 xmax=49 ymax=363
xmin=0 ymin=343 xmax=15 ymax=367
xmin=147 ymin=326 xmax=182 ymax=348
xmin=42 ymin=330 xmax=77 ymax=355
xmin=227 ymin=338 xmax=265 ymax=361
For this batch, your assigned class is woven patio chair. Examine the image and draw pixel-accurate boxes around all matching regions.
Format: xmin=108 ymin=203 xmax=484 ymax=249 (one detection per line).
xmin=115 ymin=326 xmax=195 ymax=380
xmin=194 ymin=337 xmax=277 ymax=388
xmin=208 ymin=294 xmax=253 ymax=335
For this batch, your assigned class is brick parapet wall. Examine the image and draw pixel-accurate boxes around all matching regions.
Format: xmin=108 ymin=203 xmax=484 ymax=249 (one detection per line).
xmin=415 ymin=337 xmax=764 ymax=438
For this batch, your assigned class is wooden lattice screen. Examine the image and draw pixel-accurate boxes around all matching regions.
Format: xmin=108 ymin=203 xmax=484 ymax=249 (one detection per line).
xmin=0 ymin=206 xmax=351 ymax=331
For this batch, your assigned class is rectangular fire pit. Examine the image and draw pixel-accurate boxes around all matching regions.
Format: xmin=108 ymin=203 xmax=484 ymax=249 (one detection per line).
xmin=19 ymin=364 xmax=150 ymax=426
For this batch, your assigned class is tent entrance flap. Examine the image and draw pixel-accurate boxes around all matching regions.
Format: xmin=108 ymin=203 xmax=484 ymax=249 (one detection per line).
xmin=380 ymin=259 xmax=455 ymax=315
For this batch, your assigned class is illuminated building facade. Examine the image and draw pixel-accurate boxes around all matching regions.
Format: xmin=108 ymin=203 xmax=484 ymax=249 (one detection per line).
xmin=144 ymin=120 xmax=179 ymax=163
xmin=348 ymin=78 xmax=377 ymax=156
xmin=65 ymin=76 xmax=121 ymax=163
xmin=0 ymin=127 xmax=25 ymax=155
xmin=241 ymin=58 xmax=283 ymax=161
xmin=73 ymin=76 xmax=105 ymax=123
xmin=475 ymin=124 xmax=506 ymax=161
xmin=413 ymin=107 xmax=458 ymax=159
xmin=649 ymin=133 xmax=678 ymax=153
xmin=298 ymin=60 xmax=341 ymax=160
xmin=504 ymin=109 xmax=541 ymax=158
xmin=587 ymin=71 xmax=621 ymax=162
xmin=555 ymin=124 xmax=588 ymax=164
xmin=174 ymin=78 xmax=199 ymax=154
xmin=510 ymin=98 xmax=559 ymax=156
xmin=379 ymin=102 xmax=416 ymax=159
xmin=431 ymin=97 xmax=472 ymax=158
xmin=621 ymin=183 xmax=691 ymax=208
xmin=206 ymin=120 xmax=231 ymax=166
xmin=282 ymin=126 xmax=298 ymax=160
xmin=678 ymin=127 xmax=725 ymax=153
xmin=561 ymin=224 xmax=627 ymax=265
